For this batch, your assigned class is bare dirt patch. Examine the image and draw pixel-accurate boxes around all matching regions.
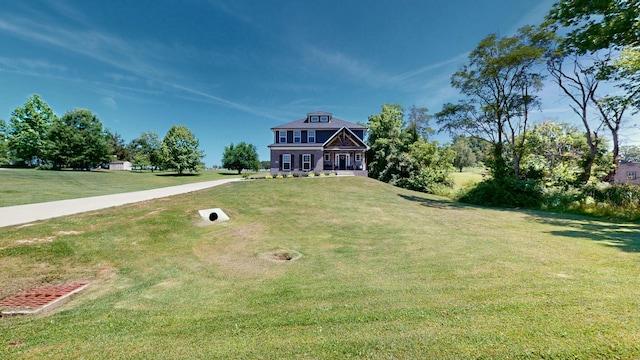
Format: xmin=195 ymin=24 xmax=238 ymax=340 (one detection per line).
xmin=259 ymin=249 xmax=302 ymax=263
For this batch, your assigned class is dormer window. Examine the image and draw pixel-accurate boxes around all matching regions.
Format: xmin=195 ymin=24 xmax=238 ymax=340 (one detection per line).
xmin=310 ymin=116 xmax=319 ymax=122
xmin=320 ymin=116 xmax=329 ymax=122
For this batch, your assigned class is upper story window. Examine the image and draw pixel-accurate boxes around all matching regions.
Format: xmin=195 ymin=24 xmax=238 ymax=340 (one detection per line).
xmin=294 ymin=130 xmax=301 ymax=143
xmin=628 ymin=171 xmax=637 ymax=180
xmin=279 ymin=131 xmax=286 ymax=143
xmin=308 ymin=130 xmax=315 ymax=143
xmin=310 ymin=116 xmax=319 ymax=122
xmin=320 ymin=116 xmax=329 ymax=122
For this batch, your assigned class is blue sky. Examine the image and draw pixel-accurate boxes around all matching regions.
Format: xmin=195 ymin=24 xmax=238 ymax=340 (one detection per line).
xmin=2 ymin=0 xmax=635 ymax=166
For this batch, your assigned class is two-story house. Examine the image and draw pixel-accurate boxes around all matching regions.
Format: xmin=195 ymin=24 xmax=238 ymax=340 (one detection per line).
xmin=269 ymin=111 xmax=368 ymax=176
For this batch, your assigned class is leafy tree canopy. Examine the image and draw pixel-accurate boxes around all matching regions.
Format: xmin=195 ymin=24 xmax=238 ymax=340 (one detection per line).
xmin=221 ymin=142 xmax=260 ymax=174
xmin=8 ymin=94 xmax=57 ymax=165
xmin=108 ymin=131 xmax=130 ymax=161
xmin=160 ymin=125 xmax=205 ymax=174
xmin=129 ymin=131 xmax=162 ymax=171
xmin=47 ymin=109 xmax=112 ymax=169
xmin=451 ymin=136 xmax=477 ymax=172
xmin=545 ymin=0 xmax=640 ymax=54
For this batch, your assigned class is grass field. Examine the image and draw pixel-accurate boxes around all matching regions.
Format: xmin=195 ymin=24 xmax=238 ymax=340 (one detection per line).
xmin=0 ymin=169 xmax=239 ymax=207
xmin=450 ymin=167 xmax=485 ymax=191
xmin=1 ymin=176 xmax=639 ymax=358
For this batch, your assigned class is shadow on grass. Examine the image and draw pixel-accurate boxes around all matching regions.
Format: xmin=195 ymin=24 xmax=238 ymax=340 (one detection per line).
xmin=398 ymin=193 xmax=472 ymax=210
xmin=527 ymin=212 xmax=640 ymax=253
xmin=154 ymin=173 xmax=201 ymax=177
xmin=400 ymin=192 xmax=640 ymax=253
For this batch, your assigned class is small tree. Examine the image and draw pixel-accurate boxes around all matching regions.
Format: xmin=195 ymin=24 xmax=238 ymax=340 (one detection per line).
xmin=451 ymin=137 xmax=476 ymax=172
xmin=160 ymin=125 xmax=205 ymax=175
xmin=221 ymin=142 xmax=260 ymax=174
xmin=107 ymin=131 xmax=131 ymax=161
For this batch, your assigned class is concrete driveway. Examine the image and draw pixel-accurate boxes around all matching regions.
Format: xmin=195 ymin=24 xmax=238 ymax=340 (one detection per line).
xmin=0 ymin=178 xmax=243 ymax=228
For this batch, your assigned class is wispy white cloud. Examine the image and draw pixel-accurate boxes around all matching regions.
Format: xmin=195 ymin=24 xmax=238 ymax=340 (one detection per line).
xmin=302 ymin=44 xmax=391 ymax=88
xmin=0 ymin=4 xmax=277 ymax=120
xmin=102 ymin=96 xmax=117 ymax=110
xmin=0 ymin=56 xmax=68 ymax=73
xmin=390 ymin=53 xmax=468 ymax=85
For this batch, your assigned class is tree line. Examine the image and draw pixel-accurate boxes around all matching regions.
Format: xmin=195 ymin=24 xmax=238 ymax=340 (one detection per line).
xmin=0 ymin=94 xmax=205 ymax=174
xmin=0 ymin=93 xmax=262 ymax=175
xmin=365 ymin=0 xmax=640 ymax=215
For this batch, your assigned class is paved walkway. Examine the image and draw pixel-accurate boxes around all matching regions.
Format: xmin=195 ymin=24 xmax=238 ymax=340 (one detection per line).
xmin=0 ymin=178 xmax=243 ymax=228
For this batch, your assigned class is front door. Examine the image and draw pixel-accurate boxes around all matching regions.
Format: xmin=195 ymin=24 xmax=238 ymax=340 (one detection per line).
xmin=339 ymin=155 xmax=346 ymax=170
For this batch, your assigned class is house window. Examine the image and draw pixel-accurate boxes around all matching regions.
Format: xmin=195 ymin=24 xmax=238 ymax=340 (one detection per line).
xmin=279 ymin=131 xmax=286 ymax=143
xmin=282 ymin=154 xmax=291 ymax=171
xmin=355 ymin=153 xmax=362 ymax=162
xmin=627 ymin=171 xmax=637 ymax=180
xmin=294 ymin=130 xmax=301 ymax=143
xmin=320 ymin=116 xmax=329 ymax=122
xmin=308 ymin=130 xmax=315 ymax=143
xmin=324 ymin=154 xmax=330 ymax=162
xmin=310 ymin=116 xmax=319 ymax=122
xmin=302 ymin=154 xmax=311 ymax=170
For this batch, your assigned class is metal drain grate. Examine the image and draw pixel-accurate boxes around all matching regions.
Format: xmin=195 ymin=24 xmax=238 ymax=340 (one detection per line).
xmin=1 ymin=282 xmax=89 ymax=315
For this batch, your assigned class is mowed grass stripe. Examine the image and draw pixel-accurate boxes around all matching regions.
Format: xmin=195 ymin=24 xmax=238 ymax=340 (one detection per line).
xmin=0 ymin=169 xmax=238 ymax=207
xmin=1 ymin=176 xmax=639 ymax=358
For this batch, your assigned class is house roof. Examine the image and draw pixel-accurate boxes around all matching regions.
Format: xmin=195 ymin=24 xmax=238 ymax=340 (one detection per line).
xmin=322 ymin=127 xmax=368 ymax=149
xmin=271 ymin=111 xmax=367 ymax=130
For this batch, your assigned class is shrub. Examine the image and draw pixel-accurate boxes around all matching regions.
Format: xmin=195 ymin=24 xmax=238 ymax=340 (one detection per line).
xmin=265 ymin=174 xmax=273 ymax=179
xmin=459 ymin=178 xmax=543 ymax=208
xmin=276 ymin=174 xmax=284 ymax=179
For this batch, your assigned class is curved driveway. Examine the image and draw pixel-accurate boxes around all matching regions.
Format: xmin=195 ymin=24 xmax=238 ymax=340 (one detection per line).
xmin=0 ymin=178 xmax=243 ymax=228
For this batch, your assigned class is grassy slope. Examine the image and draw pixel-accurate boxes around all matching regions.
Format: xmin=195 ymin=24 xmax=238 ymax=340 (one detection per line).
xmin=0 ymin=169 xmax=239 ymax=207
xmin=0 ymin=177 xmax=639 ymax=358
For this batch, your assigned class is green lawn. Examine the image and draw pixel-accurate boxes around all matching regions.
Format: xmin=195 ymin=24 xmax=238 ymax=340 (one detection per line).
xmin=1 ymin=176 xmax=639 ymax=358
xmin=450 ymin=167 xmax=485 ymax=190
xmin=0 ymin=169 xmax=239 ymax=207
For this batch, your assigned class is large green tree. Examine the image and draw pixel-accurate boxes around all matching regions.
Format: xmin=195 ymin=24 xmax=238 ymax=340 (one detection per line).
xmin=160 ymin=125 xmax=205 ymax=175
xmin=129 ymin=131 xmax=162 ymax=171
xmin=545 ymin=0 xmax=640 ymax=54
xmin=366 ymin=104 xmax=406 ymax=182
xmin=47 ymin=109 xmax=113 ymax=169
xmin=221 ymin=142 xmax=260 ymax=174
xmin=519 ymin=121 xmax=596 ymax=186
xmin=366 ymin=104 xmax=453 ymax=193
xmin=436 ymin=27 xmax=547 ymax=181
xmin=543 ymin=8 xmax=639 ymax=182
xmin=7 ymin=94 xmax=57 ymax=166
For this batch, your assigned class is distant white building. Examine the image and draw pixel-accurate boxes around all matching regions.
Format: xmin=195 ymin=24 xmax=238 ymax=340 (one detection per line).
xmin=614 ymin=162 xmax=640 ymax=185
xmin=109 ymin=161 xmax=132 ymax=171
